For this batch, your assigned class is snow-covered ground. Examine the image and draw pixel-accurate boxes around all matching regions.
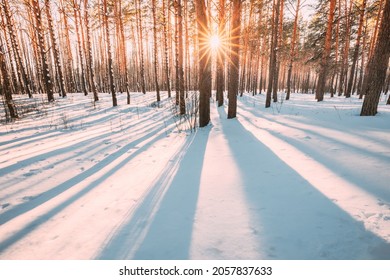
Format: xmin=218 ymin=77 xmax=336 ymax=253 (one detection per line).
xmin=0 ymin=91 xmax=389 ymax=259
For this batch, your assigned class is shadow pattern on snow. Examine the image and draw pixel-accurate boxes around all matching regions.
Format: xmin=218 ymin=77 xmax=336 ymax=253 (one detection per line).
xmin=96 ymin=128 xmax=210 ymax=260
xmin=238 ymin=101 xmax=390 ymax=205
xmin=217 ymin=107 xmax=390 ymax=260
xmin=0 ymin=122 xmax=173 ymax=253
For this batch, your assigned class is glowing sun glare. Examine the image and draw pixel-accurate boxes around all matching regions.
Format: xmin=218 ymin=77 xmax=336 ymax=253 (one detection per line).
xmin=209 ymin=34 xmax=221 ymax=50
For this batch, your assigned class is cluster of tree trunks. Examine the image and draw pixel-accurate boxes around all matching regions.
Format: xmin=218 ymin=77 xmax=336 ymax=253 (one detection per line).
xmin=0 ymin=0 xmax=389 ymax=122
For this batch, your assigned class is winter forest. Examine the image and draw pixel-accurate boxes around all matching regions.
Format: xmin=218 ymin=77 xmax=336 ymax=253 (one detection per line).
xmin=0 ymin=0 xmax=390 ymax=260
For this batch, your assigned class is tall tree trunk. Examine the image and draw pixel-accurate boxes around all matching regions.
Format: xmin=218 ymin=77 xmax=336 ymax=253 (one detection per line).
xmin=2 ymin=0 xmax=32 ymax=98
xmin=239 ymin=1 xmax=253 ymax=96
xmin=0 ymin=42 xmax=18 ymax=119
xmin=136 ymin=0 xmax=146 ymax=94
xmin=357 ymin=23 xmax=367 ymax=98
xmin=273 ymin=0 xmax=284 ymax=102
xmin=177 ymin=0 xmax=185 ymax=114
xmin=184 ymin=0 xmax=190 ymax=94
xmin=84 ymin=0 xmax=98 ymax=102
xmin=60 ymin=0 xmax=75 ymax=93
xmin=174 ymin=1 xmax=180 ymax=105
xmin=152 ymin=0 xmax=160 ymax=103
xmin=315 ymin=0 xmax=336 ymax=102
xmin=115 ymin=0 xmax=130 ymax=104
xmin=338 ymin=0 xmax=352 ymax=96
xmin=1 ymin=3 xmax=19 ymax=95
xmin=227 ymin=0 xmax=241 ymax=118
xmin=162 ymin=0 xmax=171 ymax=98
xmin=195 ymin=0 xmax=211 ymax=127
xmin=216 ymin=0 xmax=226 ymax=107
xmin=346 ymin=0 xmax=366 ymax=97
xmin=266 ymin=0 xmax=280 ymax=108
xmin=286 ymin=0 xmax=300 ymax=100
xmin=331 ymin=1 xmax=341 ymax=98
xmin=103 ymin=0 xmax=117 ymax=106
xmin=44 ymin=0 xmax=66 ymax=98
xmin=368 ymin=0 xmax=384 ymax=60
xmin=31 ymin=0 xmax=54 ymax=102
xmin=360 ymin=0 xmax=390 ymax=116
xmin=72 ymin=0 xmax=88 ymax=96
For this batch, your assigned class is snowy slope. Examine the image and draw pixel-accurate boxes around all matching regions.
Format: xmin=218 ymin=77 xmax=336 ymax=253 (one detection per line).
xmin=0 ymin=92 xmax=389 ymax=259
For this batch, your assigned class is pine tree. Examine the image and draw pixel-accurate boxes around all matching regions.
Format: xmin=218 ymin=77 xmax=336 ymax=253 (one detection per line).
xmin=84 ymin=0 xmax=98 ymax=102
xmin=177 ymin=0 xmax=185 ymax=115
xmin=360 ymin=0 xmax=390 ymax=116
xmin=346 ymin=0 xmax=367 ymax=97
xmin=216 ymin=0 xmax=226 ymax=107
xmin=103 ymin=0 xmax=117 ymax=106
xmin=195 ymin=0 xmax=211 ymax=127
xmin=152 ymin=0 xmax=160 ymax=103
xmin=315 ymin=0 xmax=336 ymax=102
xmin=45 ymin=0 xmax=66 ymax=98
xmin=72 ymin=0 xmax=88 ymax=96
xmin=136 ymin=0 xmax=146 ymax=95
xmin=227 ymin=0 xmax=242 ymax=118
xmin=162 ymin=0 xmax=171 ymax=98
xmin=286 ymin=0 xmax=300 ymax=101
xmin=266 ymin=0 xmax=280 ymax=108
xmin=1 ymin=0 xmax=32 ymax=98
xmin=31 ymin=0 xmax=54 ymax=102
xmin=0 ymin=41 xmax=18 ymax=119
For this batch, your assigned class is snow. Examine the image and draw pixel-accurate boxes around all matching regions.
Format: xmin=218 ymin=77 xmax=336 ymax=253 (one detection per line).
xmin=0 ymin=91 xmax=389 ymax=260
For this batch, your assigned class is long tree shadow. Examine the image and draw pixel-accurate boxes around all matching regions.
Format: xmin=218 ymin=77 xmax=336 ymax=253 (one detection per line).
xmin=238 ymin=104 xmax=390 ymax=203
xmin=97 ymin=128 xmax=211 ymax=259
xmin=0 ymin=120 xmax=171 ymax=230
xmin=218 ymin=108 xmax=390 ymax=259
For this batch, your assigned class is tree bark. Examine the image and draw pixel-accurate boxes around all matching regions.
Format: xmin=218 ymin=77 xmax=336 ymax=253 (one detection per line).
xmin=136 ymin=0 xmax=146 ymax=94
xmin=162 ymin=0 xmax=171 ymax=98
xmin=286 ymin=0 xmax=300 ymax=100
xmin=195 ymin=0 xmax=211 ymax=127
xmin=315 ymin=0 xmax=336 ymax=102
xmin=152 ymin=0 xmax=160 ymax=103
xmin=103 ymin=0 xmax=117 ymax=106
xmin=360 ymin=0 xmax=390 ymax=116
xmin=45 ymin=0 xmax=66 ymax=98
xmin=216 ymin=0 xmax=226 ymax=107
xmin=84 ymin=0 xmax=98 ymax=102
xmin=346 ymin=0 xmax=366 ymax=97
xmin=266 ymin=0 xmax=280 ymax=108
xmin=177 ymin=0 xmax=185 ymax=115
xmin=227 ymin=0 xmax=241 ymax=118
xmin=31 ymin=0 xmax=54 ymax=102
xmin=72 ymin=0 xmax=88 ymax=96
xmin=0 ymin=41 xmax=18 ymax=119
xmin=2 ymin=0 xmax=32 ymax=98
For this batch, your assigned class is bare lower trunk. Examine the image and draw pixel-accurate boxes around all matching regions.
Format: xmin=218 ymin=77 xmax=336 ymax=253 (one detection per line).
xmin=360 ymin=0 xmax=390 ymax=116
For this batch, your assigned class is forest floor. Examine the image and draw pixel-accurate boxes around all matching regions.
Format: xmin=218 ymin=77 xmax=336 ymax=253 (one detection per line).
xmin=0 ymin=91 xmax=390 ymax=259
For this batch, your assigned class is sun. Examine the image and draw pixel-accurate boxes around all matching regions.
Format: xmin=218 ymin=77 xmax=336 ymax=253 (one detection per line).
xmin=209 ymin=34 xmax=222 ymax=51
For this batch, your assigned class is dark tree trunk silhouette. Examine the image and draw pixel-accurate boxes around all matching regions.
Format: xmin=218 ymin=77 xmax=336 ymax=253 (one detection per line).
xmin=227 ymin=0 xmax=241 ymax=118
xmin=346 ymin=0 xmax=366 ymax=97
xmin=45 ymin=0 xmax=66 ymax=98
xmin=195 ymin=0 xmax=211 ymax=127
xmin=360 ymin=0 xmax=390 ymax=116
xmin=103 ymin=0 xmax=117 ymax=106
xmin=32 ymin=0 xmax=54 ymax=102
xmin=0 ymin=42 xmax=18 ymax=119
xmin=266 ymin=0 xmax=280 ymax=108
xmin=216 ymin=0 xmax=226 ymax=107
xmin=152 ymin=0 xmax=160 ymax=103
xmin=286 ymin=0 xmax=300 ymax=101
xmin=2 ymin=0 xmax=32 ymax=98
xmin=315 ymin=0 xmax=336 ymax=102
